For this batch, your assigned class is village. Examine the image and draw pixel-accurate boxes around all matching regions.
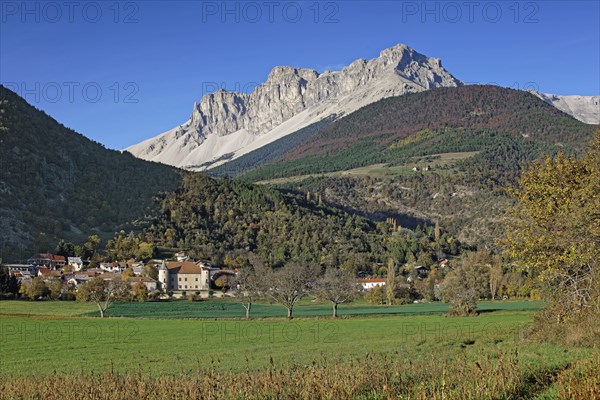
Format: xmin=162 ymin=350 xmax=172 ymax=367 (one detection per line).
xmin=1 ymin=251 xmax=446 ymax=302
xmin=2 ymin=251 xmax=239 ymax=300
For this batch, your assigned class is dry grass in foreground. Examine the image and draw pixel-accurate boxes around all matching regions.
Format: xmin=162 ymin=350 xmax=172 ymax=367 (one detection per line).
xmin=1 ymin=352 xmax=598 ymax=400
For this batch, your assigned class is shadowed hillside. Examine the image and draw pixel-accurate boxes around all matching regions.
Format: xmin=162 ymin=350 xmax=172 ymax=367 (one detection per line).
xmin=0 ymin=86 xmax=181 ymax=261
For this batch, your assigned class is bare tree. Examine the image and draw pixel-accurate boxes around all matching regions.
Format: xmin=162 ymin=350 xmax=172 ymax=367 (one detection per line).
xmin=234 ymin=253 xmax=270 ymax=319
xmin=265 ymin=262 xmax=317 ymax=319
xmin=235 ymin=265 xmax=264 ymax=319
xmin=76 ymin=276 xmax=129 ymax=318
xmin=314 ymin=268 xmax=362 ymax=317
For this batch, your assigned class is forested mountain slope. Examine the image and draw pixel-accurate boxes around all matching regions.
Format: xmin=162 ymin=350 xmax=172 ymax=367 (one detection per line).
xmin=238 ymin=86 xmax=597 ymax=248
xmin=139 ymin=173 xmax=462 ymax=272
xmin=236 ymin=85 xmax=596 ymax=181
xmin=0 ymin=86 xmax=181 ymax=261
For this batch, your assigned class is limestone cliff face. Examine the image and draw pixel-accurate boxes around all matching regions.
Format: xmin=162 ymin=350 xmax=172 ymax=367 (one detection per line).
xmin=188 ymin=44 xmax=461 ymax=139
xmin=127 ymin=44 xmax=462 ymax=168
xmin=530 ymin=91 xmax=599 ymax=125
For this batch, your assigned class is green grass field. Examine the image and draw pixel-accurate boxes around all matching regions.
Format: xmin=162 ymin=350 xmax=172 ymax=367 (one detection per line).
xmin=0 ymin=308 xmax=579 ymax=377
xmin=0 ymin=299 xmax=543 ymax=319
xmin=0 ymin=299 xmax=597 ymax=399
xmin=0 ymin=299 xmax=562 ymax=376
xmin=0 ymin=300 xmax=98 ymax=317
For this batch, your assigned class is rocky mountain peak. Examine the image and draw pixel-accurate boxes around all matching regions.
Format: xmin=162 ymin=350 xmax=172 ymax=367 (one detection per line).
xmin=267 ymin=66 xmax=319 ymax=82
xmin=379 ymin=43 xmax=411 ymax=59
xmin=127 ymin=44 xmax=463 ymax=169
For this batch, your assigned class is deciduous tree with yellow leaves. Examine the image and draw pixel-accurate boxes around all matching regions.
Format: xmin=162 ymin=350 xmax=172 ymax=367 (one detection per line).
xmin=504 ymin=129 xmax=599 ymax=344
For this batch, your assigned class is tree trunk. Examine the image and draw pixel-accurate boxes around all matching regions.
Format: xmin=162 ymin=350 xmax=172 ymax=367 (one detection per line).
xmin=332 ymin=303 xmax=338 ymax=318
xmin=287 ymin=307 xmax=293 ymax=319
xmin=245 ymin=303 xmax=251 ymax=319
xmin=98 ymin=304 xmax=105 ymax=318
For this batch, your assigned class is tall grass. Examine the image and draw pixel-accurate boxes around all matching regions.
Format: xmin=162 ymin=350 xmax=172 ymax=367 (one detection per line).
xmin=555 ymin=354 xmax=600 ymax=399
xmin=3 ymin=350 xmax=596 ymax=399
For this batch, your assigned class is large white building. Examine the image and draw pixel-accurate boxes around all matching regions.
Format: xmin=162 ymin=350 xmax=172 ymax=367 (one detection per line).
xmin=158 ymin=261 xmax=218 ymax=292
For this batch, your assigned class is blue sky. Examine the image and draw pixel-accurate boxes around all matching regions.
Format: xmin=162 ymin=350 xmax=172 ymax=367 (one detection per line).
xmin=1 ymin=0 xmax=599 ymax=150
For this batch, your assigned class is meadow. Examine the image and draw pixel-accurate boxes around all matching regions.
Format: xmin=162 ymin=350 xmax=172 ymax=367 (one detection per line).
xmin=0 ymin=300 xmax=598 ymax=399
xmin=256 ymin=152 xmax=478 ymax=185
xmin=0 ymin=298 xmax=544 ymax=319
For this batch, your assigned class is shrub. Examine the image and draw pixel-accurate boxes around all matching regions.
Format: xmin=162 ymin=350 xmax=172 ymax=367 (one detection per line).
xmin=187 ymin=293 xmax=203 ymax=302
xmin=364 ymin=285 xmax=385 ymax=305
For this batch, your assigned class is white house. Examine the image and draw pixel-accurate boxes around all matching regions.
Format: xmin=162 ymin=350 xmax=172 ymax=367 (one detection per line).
xmin=100 ymin=262 xmax=126 ymax=273
xmin=5 ymin=264 xmax=37 ymax=277
xmin=66 ymin=274 xmax=93 ymax=288
xmin=67 ymin=257 xmax=83 ymax=271
xmin=359 ymin=278 xmax=387 ymax=290
xmin=174 ymin=252 xmax=191 ymax=262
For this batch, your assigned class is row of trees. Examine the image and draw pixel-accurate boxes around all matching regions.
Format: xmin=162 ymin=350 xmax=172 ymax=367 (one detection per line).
xmin=362 ymin=250 xmax=525 ymax=314
xmin=236 ymin=260 xmax=361 ymax=319
xmin=16 ymin=275 xmax=151 ymax=308
xmin=70 ymin=261 xmax=361 ymax=319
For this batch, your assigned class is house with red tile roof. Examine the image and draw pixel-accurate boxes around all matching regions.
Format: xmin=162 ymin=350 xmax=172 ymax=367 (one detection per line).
xmin=27 ymin=253 xmax=66 ymax=269
xmin=37 ymin=268 xmax=62 ymax=278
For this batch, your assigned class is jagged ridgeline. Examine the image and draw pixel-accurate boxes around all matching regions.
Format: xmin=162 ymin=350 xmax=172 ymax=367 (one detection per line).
xmin=127 ymin=44 xmax=463 ymax=171
xmin=238 ymin=85 xmax=596 ymax=181
xmin=141 ymin=173 xmax=461 ymax=268
xmin=127 ymin=44 xmax=597 ymax=174
xmin=0 ymin=85 xmax=181 ymax=261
